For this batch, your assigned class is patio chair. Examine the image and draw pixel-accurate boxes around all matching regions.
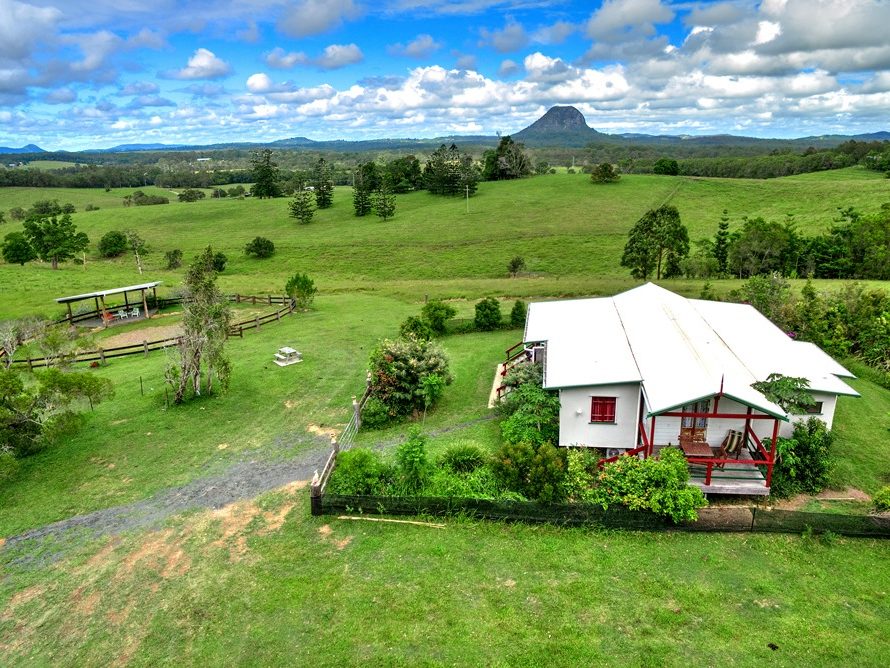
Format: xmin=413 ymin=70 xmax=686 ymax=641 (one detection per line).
xmin=129 ymin=307 xmax=140 ymax=318
xmin=713 ymin=429 xmax=744 ymax=468
xmin=117 ymin=309 xmax=128 ymax=319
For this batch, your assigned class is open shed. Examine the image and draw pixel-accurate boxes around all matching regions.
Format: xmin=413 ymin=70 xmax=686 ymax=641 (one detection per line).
xmin=56 ymin=281 xmax=161 ymax=327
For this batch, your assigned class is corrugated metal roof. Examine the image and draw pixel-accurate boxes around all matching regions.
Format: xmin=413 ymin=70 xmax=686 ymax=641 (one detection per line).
xmin=524 ymin=283 xmax=859 ymax=418
xmin=55 ymin=281 xmax=162 ymax=303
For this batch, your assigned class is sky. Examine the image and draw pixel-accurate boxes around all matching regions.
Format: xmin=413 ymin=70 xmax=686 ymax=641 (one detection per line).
xmin=2 ymin=0 xmax=890 ymax=150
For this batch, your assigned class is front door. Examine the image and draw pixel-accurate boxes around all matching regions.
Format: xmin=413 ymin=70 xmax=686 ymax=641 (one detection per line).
xmin=680 ymin=399 xmax=710 ymax=444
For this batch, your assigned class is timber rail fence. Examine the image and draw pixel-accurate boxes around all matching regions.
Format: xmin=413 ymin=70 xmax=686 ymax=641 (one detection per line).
xmin=8 ymin=295 xmax=297 ymax=369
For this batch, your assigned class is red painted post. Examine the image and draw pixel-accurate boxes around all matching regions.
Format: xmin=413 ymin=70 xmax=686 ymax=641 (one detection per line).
xmin=705 ymin=462 xmax=712 ymax=486
xmin=766 ymin=418 xmax=780 ymax=487
xmin=648 ymin=416 xmax=656 ymax=457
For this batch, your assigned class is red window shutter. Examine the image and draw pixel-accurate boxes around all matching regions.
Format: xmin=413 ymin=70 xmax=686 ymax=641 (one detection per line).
xmin=591 ymin=397 xmax=617 ymax=423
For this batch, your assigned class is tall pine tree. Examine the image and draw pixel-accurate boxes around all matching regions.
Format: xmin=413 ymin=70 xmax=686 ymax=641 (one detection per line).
xmin=313 ymin=158 xmax=334 ymax=209
xmin=352 ymin=163 xmax=373 ymax=216
xmin=713 ymin=209 xmax=730 ymax=275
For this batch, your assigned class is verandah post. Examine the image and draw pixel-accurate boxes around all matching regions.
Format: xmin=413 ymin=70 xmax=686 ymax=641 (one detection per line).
xmin=648 ymin=416 xmax=656 ymax=457
xmin=766 ymin=418 xmax=780 ymax=487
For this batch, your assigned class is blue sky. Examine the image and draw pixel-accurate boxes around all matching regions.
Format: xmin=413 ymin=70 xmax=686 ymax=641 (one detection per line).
xmin=2 ymin=0 xmax=889 ymax=150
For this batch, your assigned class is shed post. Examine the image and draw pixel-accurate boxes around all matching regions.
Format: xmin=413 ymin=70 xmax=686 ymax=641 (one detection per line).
xmin=141 ymin=289 xmax=149 ymax=319
xmin=648 ymin=416 xmax=656 ymax=457
xmin=65 ymin=301 xmax=73 ymax=326
xmin=99 ymin=295 xmax=108 ymax=327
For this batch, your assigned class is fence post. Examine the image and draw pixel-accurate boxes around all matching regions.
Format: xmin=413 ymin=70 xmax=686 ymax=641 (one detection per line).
xmin=99 ymin=348 xmax=106 ymax=365
xmin=252 ymin=296 xmax=257 ymax=305
xmin=236 ymin=294 xmax=241 ymax=303
xmin=276 ymin=309 xmax=281 ymax=321
xmin=268 ymin=295 xmax=272 ymax=305
xmin=143 ymin=340 xmax=149 ymax=357
xmin=310 ymin=471 xmax=322 ymax=516
xmin=27 ymin=356 xmax=33 ymax=371
xmin=255 ymin=316 xmax=261 ymax=330
xmin=352 ymin=395 xmax=361 ymax=429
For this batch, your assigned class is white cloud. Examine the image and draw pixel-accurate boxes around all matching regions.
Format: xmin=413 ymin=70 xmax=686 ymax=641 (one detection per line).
xmin=480 ymin=18 xmax=529 ymax=53
xmin=587 ymin=0 xmax=674 ymax=43
xmin=265 ymin=47 xmax=308 ymax=69
xmin=0 ymin=0 xmax=62 ymax=59
xmin=121 ymin=81 xmax=159 ymax=95
xmin=277 ymin=0 xmax=362 ymax=38
xmin=532 ymin=20 xmax=575 ymax=45
xmin=165 ymin=48 xmax=231 ymax=80
xmin=498 ymin=59 xmax=519 ymax=77
xmin=44 ymin=88 xmax=76 ymax=104
xmin=236 ymin=20 xmax=260 ymax=43
xmin=315 ymin=43 xmax=363 ymax=69
xmin=388 ymin=34 xmax=442 ymax=58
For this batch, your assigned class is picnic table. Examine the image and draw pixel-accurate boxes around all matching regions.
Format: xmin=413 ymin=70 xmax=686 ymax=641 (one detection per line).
xmin=274 ymin=346 xmax=302 ymax=367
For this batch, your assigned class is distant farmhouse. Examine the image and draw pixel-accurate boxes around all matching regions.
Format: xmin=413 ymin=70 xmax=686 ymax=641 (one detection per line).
xmin=504 ymin=283 xmax=859 ymax=495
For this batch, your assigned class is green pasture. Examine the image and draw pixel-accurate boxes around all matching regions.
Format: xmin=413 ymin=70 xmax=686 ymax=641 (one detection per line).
xmin=2 ymin=168 xmax=889 ymax=319
xmin=1 ymin=169 xmax=889 ymax=666
xmin=2 ymin=489 xmax=888 ymax=667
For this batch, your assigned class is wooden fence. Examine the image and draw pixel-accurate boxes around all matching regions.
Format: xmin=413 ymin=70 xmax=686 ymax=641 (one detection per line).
xmin=9 ymin=296 xmax=296 ymax=369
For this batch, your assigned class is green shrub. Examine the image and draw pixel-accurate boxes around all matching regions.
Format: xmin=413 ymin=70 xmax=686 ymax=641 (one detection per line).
xmin=503 ymin=361 xmax=542 ymax=389
xmin=491 ymin=441 xmax=566 ymax=502
xmin=396 ymin=428 xmax=430 ymax=492
xmin=211 ymin=251 xmax=227 ymax=272
xmin=491 ymin=440 xmax=536 ymax=495
xmin=873 ymin=486 xmax=890 ymax=512
xmin=564 ymin=449 xmax=598 ymax=502
xmin=178 ymin=188 xmax=205 ymax=202
xmin=527 ymin=444 xmax=567 ymax=503
xmin=360 ymin=395 xmax=391 ymax=429
xmin=439 ymin=442 xmax=488 ymax=473
xmin=0 ymin=450 xmax=20 ymax=483
xmin=368 ymin=336 xmax=452 ymax=422
xmin=769 ymin=417 xmax=834 ymax=498
xmin=507 ymin=256 xmax=525 ymax=277
xmin=244 ymin=236 xmax=275 ymax=258
xmin=510 ymin=300 xmax=527 ymax=328
xmin=500 ymin=383 xmax=560 ymax=447
xmin=591 ymin=447 xmax=707 ymax=522
xmin=399 ymin=316 xmax=432 ymax=341
xmin=164 ymin=249 xmax=183 ymax=269
xmin=421 ymin=299 xmax=457 ymax=335
xmin=98 ymin=230 xmax=128 ymax=257
xmin=328 ymin=448 xmax=390 ymax=495
xmin=474 ymin=297 xmax=502 ymax=331
xmin=285 ymin=272 xmax=317 ymax=309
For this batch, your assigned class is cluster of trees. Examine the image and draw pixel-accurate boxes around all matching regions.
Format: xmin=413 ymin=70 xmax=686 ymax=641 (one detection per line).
xmin=123 ymin=190 xmax=168 ymax=206
xmin=730 ymin=275 xmax=890 ymax=373
xmin=2 ymin=204 xmax=89 ymax=269
xmin=352 ymin=161 xmax=397 ymax=220
xmin=423 ymin=144 xmax=479 ymax=196
xmin=684 ymin=204 xmax=890 ymax=280
xmin=481 ymin=136 xmax=532 ymax=181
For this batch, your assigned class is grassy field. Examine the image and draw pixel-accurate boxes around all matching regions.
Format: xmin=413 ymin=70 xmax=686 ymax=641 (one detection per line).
xmin=1 ymin=170 xmax=889 ymax=666
xmin=2 ymin=490 xmax=888 ymax=667
xmin=2 ymin=168 xmax=889 ymax=319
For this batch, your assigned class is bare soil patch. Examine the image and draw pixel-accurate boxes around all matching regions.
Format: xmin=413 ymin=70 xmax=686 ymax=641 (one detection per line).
xmin=774 ymin=487 xmax=871 ymax=510
xmin=101 ymin=325 xmax=182 ymax=349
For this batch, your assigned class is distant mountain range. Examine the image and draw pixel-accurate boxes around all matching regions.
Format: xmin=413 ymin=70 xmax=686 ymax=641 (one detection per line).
xmin=1 ymin=107 xmax=888 ymax=157
xmin=0 ymin=144 xmax=46 ymax=155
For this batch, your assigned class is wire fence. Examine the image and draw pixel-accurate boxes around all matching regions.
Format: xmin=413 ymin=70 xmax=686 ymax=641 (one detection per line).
xmin=313 ymin=493 xmax=890 ymax=537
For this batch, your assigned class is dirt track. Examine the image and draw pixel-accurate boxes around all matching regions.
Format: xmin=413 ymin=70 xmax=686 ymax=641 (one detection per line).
xmin=2 ymin=415 xmax=496 ymax=566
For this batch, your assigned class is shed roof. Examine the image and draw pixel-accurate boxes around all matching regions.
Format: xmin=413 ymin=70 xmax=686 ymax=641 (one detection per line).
xmin=524 ymin=283 xmax=858 ymax=419
xmin=55 ymin=281 xmax=162 ymax=304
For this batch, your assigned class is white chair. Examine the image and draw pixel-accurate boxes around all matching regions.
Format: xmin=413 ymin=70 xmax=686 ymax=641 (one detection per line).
xmin=130 ymin=307 xmax=140 ymax=318
xmin=117 ymin=309 xmax=128 ymax=319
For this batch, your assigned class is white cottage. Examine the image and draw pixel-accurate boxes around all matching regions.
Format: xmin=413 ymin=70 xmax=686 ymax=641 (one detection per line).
xmin=502 ymin=283 xmax=859 ymax=495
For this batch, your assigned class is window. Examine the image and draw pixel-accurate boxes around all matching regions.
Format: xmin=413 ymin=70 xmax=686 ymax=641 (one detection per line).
xmin=805 ymin=401 xmax=824 ymax=414
xmin=591 ymin=396 xmax=617 ymax=423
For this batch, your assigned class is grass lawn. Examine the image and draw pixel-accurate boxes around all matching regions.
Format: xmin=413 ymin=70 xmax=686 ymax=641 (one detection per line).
xmin=1 ymin=489 xmax=888 ymax=667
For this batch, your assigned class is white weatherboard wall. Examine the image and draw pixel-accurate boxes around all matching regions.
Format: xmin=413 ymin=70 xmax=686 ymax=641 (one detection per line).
xmin=559 ymin=383 xmax=640 ymax=448
xmin=649 ymin=394 xmax=838 ymax=446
